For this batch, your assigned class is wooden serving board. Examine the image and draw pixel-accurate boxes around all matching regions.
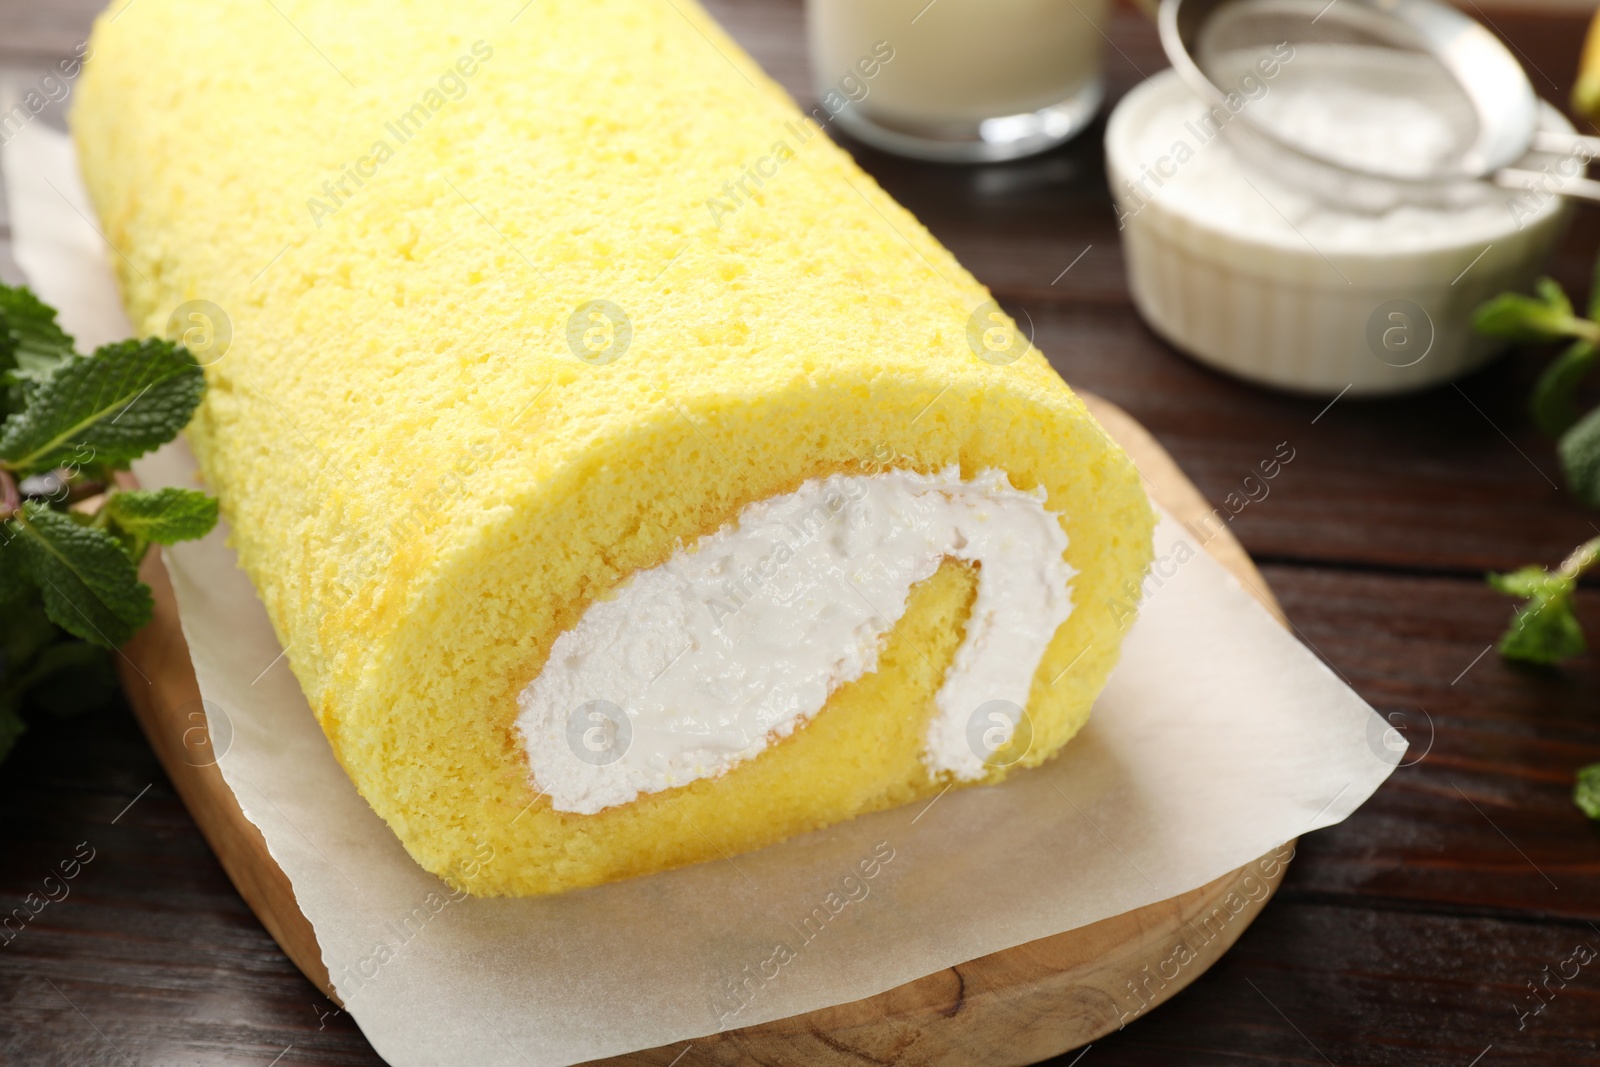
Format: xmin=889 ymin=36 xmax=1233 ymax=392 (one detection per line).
xmin=116 ymin=392 xmax=1288 ymax=1067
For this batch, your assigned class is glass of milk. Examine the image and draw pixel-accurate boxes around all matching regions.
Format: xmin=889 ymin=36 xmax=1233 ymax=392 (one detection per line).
xmin=806 ymin=0 xmax=1108 ymax=162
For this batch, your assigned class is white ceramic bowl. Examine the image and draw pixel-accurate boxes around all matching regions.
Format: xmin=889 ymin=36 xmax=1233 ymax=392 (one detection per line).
xmin=1105 ymin=70 xmax=1574 ymax=396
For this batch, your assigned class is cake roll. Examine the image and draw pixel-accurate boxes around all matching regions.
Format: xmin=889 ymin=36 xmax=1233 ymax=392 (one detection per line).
xmin=73 ymin=0 xmax=1155 ymax=895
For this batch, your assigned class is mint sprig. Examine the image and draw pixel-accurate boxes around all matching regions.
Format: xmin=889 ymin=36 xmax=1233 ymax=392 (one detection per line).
xmin=1487 ymin=537 xmax=1598 ymax=665
xmin=1474 ymin=278 xmax=1600 ymax=501
xmin=1475 ymin=268 xmax=1600 ymax=824
xmin=1474 ymin=278 xmax=1596 ymax=346
xmin=1474 ymin=269 xmax=1600 ymax=656
xmin=0 ymin=337 xmax=204 ymax=474
xmin=0 ymin=282 xmax=217 ymax=765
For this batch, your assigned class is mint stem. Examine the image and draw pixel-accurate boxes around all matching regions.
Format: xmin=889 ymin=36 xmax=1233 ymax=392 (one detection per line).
xmin=1568 ymin=318 xmax=1600 ymax=346
xmin=1560 ymin=536 xmax=1600 ymax=580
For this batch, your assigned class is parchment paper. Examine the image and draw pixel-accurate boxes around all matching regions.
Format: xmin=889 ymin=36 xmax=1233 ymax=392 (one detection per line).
xmin=4 ymin=123 xmax=1401 ymax=1067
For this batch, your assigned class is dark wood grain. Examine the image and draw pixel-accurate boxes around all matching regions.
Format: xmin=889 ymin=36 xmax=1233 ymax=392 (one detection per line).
xmin=4 ymin=0 xmax=1600 ymax=1064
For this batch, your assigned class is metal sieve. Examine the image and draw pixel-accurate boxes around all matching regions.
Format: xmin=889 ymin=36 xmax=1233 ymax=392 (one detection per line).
xmin=1158 ymin=0 xmax=1600 ymax=211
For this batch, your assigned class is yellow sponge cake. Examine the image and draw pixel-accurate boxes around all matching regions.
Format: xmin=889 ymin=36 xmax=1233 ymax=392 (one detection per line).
xmin=71 ymin=0 xmax=1155 ymax=895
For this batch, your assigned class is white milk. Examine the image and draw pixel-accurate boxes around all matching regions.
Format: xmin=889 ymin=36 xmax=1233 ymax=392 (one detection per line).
xmin=807 ymin=0 xmax=1108 ymax=160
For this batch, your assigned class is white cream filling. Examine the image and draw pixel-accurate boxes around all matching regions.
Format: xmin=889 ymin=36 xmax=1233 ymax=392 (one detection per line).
xmin=515 ymin=466 xmax=1074 ymax=814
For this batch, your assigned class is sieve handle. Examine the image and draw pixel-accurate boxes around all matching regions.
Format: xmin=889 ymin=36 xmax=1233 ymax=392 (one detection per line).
xmin=1498 ymin=131 xmax=1600 ymax=205
xmin=1530 ymin=130 xmax=1600 ymax=158
xmin=1494 ymin=167 xmax=1600 ymax=206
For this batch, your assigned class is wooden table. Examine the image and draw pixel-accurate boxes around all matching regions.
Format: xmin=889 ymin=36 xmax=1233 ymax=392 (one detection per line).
xmin=3 ymin=1 xmax=1599 ymax=1064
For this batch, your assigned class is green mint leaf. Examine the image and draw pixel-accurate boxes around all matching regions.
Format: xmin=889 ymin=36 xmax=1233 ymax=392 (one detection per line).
xmin=1535 ymin=277 xmax=1573 ymax=318
xmin=1488 ymin=539 xmax=1599 ymax=665
xmin=0 ymin=283 xmax=75 ymax=380
xmin=1531 ymin=341 xmax=1599 ymax=438
xmin=0 ymin=529 xmax=30 ymax=604
xmin=0 ymin=338 xmax=203 ymax=476
xmin=0 ymin=285 xmax=77 ymax=417
xmin=9 ymin=504 xmax=151 ymax=648
xmin=1495 ymin=591 xmax=1585 ymax=663
xmin=1488 ymin=565 xmax=1583 ymax=664
xmin=1558 ymin=404 xmax=1600 ymax=509
xmin=105 ymin=487 xmax=218 ymax=545
xmin=1473 ymin=292 xmax=1593 ymax=344
xmin=1576 ymin=763 xmax=1600 ymax=820
xmin=1487 ymin=564 xmax=1553 ymax=600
